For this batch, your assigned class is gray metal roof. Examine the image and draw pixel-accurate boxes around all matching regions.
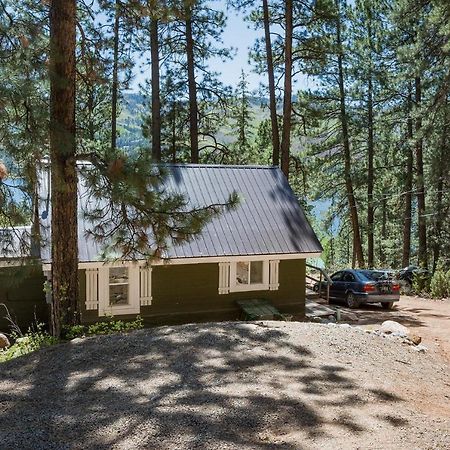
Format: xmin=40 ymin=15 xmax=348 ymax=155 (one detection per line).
xmin=38 ymin=163 xmax=322 ymax=263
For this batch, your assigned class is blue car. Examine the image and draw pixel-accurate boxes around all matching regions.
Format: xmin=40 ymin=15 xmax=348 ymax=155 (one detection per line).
xmin=315 ymin=269 xmax=400 ymax=309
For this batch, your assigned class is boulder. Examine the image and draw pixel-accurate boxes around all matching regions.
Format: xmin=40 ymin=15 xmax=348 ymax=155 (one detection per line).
xmin=409 ymin=334 xmax=422 ymax=345
xmin=380 ymin=320 xmax=409 ymax=338
xmin=0 ymin=333 xmax=10 ymax=349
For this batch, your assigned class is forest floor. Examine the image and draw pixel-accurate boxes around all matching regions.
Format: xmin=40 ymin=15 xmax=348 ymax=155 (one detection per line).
xmin=1 ymin=319 xmax=449 ymax=449
xmin=327 ymin=295 xmax=450 ymax=364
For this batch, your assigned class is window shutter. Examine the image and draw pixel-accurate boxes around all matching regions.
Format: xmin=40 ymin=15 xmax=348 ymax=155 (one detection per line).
xmin=139 ymin=267 xmax=152 ymax=305
xmin=218 ymin=262 xmax=230 ymax=294
xmin=85 ymin=268 xmax=99 ymax=310
xmin=269 ymin=260 xmax=280 ymax=290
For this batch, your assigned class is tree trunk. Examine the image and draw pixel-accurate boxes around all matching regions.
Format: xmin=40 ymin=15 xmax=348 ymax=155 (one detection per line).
xmin=432 ymin=102 xmax=447 ymax=272
xmin=171 ymin=102 xmax=177 ymax=163
xmin=280 ymin=0 xmax=292 ymax=179
xmin=367 ymin=73 xmax=374 ymax=268
xmin=366 ymin=15 xmax=374 ymax=268
xmin=150 ymin=16 xmax=161 ymax=161
xmin=415 ymin=77 xmax=427 ymax=268
xmin=111 ymin=0 xmax=120 ymax=154
xmin=262 ymin=0 xmax=280 ymax=166
xmin=336 ymin=0 xmax=365 ymax=267
xmin=380 ymin=192 xmax=387 ymax=266
xmin=186 ymin=13 xmax=199 ymax=163
xmin=49 ymin=0 xmax=79 ymax=337
xmin=402 ymin=84 xmax=414 ymax=268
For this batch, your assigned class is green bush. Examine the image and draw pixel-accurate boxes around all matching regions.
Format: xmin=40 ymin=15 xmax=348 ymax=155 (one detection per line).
xmin=430 ymin=269 xmax=449 ymax=299
xmin=0 ymin=323 xmax=58 ymax=363
xmin=62 ymin=315 xmax=144 ymax=340
xmin=412 ymin=271 xmax=431 ymax=295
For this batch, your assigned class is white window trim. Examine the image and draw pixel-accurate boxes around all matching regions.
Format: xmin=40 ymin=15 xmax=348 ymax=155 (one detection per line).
xmin=98 ymin=265 xmax=140 ymax=317
xmin=219 ymin=258 xmax=281 ymax=294
xmin=229 ymin=260 xmax=270 ymax=292
xmin=84 ymin=263 xmax=152 ymax=316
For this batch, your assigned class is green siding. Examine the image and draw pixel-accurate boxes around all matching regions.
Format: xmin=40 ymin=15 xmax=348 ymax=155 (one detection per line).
xmin=79 ymin=259 xmax=306 ymax=326
xmin=0 ymin=266 xmax=48 ymax=331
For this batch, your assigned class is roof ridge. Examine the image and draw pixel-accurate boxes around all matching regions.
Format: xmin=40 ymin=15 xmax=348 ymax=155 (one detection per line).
xmin=161 ymin=163 xmax=277 ymax=169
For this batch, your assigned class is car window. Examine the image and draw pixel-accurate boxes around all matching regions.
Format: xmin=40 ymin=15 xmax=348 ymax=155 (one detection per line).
xmin=343 ymin=272 xmax=355 ymax=282
xmin=331 ymin=271 xmax=343 ymax=281
xmin=360 ymin=270 xmax=383 ymax=281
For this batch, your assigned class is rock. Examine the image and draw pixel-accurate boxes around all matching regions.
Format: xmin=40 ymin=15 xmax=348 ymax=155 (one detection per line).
xmin=380 ymin=320 xmax=409 ymax=338
xmin=0 ymin=333 xmax=10 ymax=349
xmin=409 ymin=334 xmax=422 ymax=345
xmin=413 ymin=344 xmax=428 ymax=353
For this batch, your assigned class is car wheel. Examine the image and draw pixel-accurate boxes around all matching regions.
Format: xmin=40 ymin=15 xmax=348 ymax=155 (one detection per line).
xmin=381 ymin=302 xmax=394 ymax=310
xmin=346 ymin=292 xmax=360 ymax=309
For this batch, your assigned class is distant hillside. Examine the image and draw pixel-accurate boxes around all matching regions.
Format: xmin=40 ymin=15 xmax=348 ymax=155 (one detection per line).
xmin=117 ymin=92 xmax=269 ymax=151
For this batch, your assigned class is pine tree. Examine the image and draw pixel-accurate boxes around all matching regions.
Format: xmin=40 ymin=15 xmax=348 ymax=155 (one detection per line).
xmin=49 ymin=0 xmax=79 ymax=336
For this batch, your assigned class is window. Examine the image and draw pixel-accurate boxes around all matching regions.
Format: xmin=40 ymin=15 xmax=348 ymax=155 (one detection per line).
xmin=331 ymin=271 xmax=343 ymax=281
xmin=109 ymin=267 xmax=129 ymax=306
xmin=87 ymin=264 xmax=152 ymax=316
xmin=228 ymin=259 xmax=272 ymax=293
xmin=236 ymin=261 xmax=264 ymax=286
xmin=343 ymin=272 xmax=355 ymax=282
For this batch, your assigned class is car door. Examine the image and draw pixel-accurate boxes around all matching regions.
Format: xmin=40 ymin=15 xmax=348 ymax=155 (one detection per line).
xmin=342 ymin=271 xmax=356 ymax=295
xmin=329 ymin=271 xmax=344 ymax=299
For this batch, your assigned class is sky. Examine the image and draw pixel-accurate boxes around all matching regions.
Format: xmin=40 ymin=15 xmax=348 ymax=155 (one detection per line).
xmin=131 ymin=2 xmax=316 ymax=94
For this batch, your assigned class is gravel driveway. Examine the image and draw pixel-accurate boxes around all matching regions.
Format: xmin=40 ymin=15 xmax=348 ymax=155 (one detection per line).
xmin=1 ymin=322 xmax=449 ymax=449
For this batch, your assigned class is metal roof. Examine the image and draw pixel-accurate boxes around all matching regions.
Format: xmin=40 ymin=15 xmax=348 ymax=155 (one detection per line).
xmin=38 ymin=163 xmax=322 ymax=263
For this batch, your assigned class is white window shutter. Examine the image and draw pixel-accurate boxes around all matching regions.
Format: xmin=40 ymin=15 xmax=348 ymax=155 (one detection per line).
xmin=218 ymin=262 xmax=231 ymax=294
xmin=269 ymin=260 xmax=280 ymax=290
xmin=140 ymin=267 xmax=152 ymax=305
xmin=85 ymin=268 xmax=99 ymax=310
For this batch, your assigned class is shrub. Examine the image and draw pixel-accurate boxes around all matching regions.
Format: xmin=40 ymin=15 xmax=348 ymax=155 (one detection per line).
xmin=412 ymin=271 xmax=431 ymax=295
xmin=62 ymin=315 xmax=144 ymax=340
xmin=0 ymin=323 xmax=58 ymax=363
xmin=430 ymin=269 xmax=449 ymax=299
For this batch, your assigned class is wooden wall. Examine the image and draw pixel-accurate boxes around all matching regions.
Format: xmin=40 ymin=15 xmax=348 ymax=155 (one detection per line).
xmin=79 ymin=259 xmax=306 ymax=326
xmin=0 ymin=266 xmax=48 ymax=332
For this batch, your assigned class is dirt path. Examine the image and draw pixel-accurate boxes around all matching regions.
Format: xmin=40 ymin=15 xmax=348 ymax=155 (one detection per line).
xmin=1 ymin=322 xmax=449 ymax=450
xmin=332 ymin=296 xmax=450 ymax=364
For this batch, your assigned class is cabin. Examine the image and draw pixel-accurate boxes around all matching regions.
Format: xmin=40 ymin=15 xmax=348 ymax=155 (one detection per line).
xmin=0 ymin=163 xmax=322 ymax=329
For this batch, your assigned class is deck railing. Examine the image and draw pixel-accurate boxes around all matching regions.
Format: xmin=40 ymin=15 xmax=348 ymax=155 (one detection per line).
xmin=305 ymin=263 xmax=333 ymax=304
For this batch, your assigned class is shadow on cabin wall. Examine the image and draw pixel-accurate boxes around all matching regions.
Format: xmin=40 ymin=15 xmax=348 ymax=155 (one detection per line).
xmin=0 ymin=265 xmax=48 ymax=333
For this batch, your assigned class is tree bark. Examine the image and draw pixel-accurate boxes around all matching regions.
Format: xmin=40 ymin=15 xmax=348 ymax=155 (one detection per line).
xmin=432 ymin=102 xmax=447 ymax=272
xmin=366 ymin=16 xmax=374 ymax=268
xmin=150 ymin=16 xmax=161 ymax=161
xmin=262 ymin=0 xmax=280 ymax=166
xmin=380 ymin=192 xmax=387 ymax=266
xmin=111 ymin=0 xmax=120 ymax=154
xmin=415 ymin=76 xmax=427 ymax=268
xmin=402 ymin=85 xmax=414 ymax=268
xmin=49 ymin=0 xmax=79 ymax=337
xmin=367 ymin=73 xmax=374 ymax=268
xmin=336 ymin=0 xmax=364 ymax=267
xmin=186 ymin=13 xmax=199 ymax=163
xmin=280 ymin=0 xmax=292 ymax=179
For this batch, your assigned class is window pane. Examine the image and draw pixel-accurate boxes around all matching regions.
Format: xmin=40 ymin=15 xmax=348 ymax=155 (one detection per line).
xmin=109 ymin=284 xmax=128 ymax=305
xmin=250 ymin=261 xmax=263 ymax=284
xmin=109 ymin=267 xmax=128 ymax=284
xmin=236 ymin=262 xmax=249 ymax=285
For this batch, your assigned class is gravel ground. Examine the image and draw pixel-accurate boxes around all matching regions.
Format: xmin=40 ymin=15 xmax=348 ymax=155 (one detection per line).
xmin=1 ymin=321 xmax=449 ymax=450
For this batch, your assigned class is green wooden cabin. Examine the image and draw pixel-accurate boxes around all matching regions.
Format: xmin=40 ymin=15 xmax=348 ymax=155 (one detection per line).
xmin=0 ymin=164 xmax=322 ymax=330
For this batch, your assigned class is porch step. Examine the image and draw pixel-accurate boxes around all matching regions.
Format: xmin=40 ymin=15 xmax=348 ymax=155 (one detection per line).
xmin=305 ymin=300 xmax=336 ymax=320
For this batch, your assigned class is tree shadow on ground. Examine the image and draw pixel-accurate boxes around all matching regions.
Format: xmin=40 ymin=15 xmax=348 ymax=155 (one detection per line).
xmin=0 ymin=322 xmax=406 ymax=449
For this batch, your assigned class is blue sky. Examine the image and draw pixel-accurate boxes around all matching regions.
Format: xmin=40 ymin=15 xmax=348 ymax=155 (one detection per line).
xmin=130 ymin=2 xmax=316 ymax=94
